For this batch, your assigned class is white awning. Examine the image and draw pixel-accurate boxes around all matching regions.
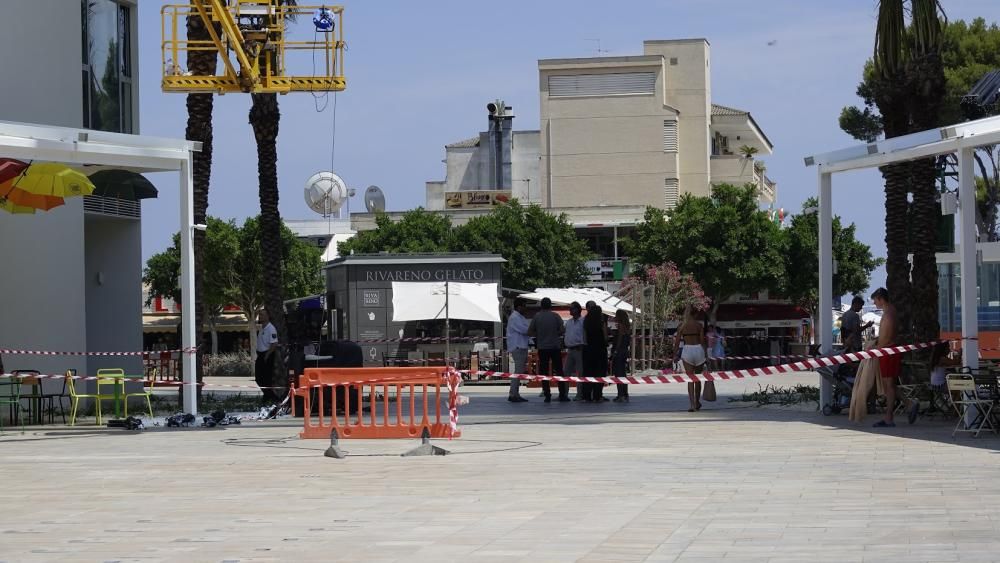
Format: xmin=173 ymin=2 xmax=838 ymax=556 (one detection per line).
xmin=391 ymin=282 xmax=501 ymax=323
xmin=520 ymin=287 xmax=638 ymax=316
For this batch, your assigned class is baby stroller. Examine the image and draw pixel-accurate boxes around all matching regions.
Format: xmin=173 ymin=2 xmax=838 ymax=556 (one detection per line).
xmin=818 ymin=349 xmax=857 ymax=415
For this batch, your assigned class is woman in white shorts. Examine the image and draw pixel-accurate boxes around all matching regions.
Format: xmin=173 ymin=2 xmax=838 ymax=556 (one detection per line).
xmin=674 ymin=306 xmax=707 ymax=412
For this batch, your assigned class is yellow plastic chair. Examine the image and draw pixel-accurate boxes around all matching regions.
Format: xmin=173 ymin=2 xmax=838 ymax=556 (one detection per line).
xmin=67 ymin=370 xmax=117 ymax=425
xmin=124 ymin=373 xmax=155 ymax=418
xmin=67 ymin=370 xmax=99 ymax=426
xmin=96 ymin=369 xmax=125 ymax=420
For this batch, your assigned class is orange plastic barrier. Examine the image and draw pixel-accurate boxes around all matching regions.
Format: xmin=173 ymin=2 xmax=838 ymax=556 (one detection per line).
xmin=293 ymin=367 xmax=460 ymax=440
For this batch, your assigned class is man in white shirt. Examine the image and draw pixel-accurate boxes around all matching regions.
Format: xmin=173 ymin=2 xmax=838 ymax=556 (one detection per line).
xmin=563 ymin=302 xmax=586 ymax=400
xmin=255 ymin=309 xmax=279 ymax=403
xmin=506 ymin=298 xmax=531 ymax=402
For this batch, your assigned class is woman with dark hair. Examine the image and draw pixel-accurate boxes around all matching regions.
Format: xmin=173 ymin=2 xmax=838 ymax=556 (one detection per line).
xmin=612 ymin=309 xmax=632 ymax=402
xmin=581 ymin=301 xmax=608 ymax=402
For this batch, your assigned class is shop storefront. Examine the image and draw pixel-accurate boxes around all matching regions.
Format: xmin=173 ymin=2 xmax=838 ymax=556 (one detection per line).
xmin=324 ymin=253 xmax=504 ymax=365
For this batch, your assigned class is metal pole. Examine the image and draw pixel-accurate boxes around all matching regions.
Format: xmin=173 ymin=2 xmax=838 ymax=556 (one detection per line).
xmin=179 ymin=157 xmax=197 ymax=414
xmin=818 ymin=170 xmax=833 ymax=408
xmin=445 ymin=281 xmax=450 ymax=368
xmin=957 ymin=148 xmax=979 ymax=374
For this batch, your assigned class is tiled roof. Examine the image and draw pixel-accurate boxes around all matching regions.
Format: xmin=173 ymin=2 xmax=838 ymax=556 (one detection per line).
xmin=711 ymin=104 xmax=749 ymax=116
xmin=445 ymin=136 xmax=480 ymax=149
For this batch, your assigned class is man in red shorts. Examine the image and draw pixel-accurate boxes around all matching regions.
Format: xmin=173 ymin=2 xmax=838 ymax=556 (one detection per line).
xmin=872 ymin=287 xmax=903 ymax=427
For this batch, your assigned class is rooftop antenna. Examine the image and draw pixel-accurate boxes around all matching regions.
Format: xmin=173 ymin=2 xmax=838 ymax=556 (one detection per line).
xmin=584 ymin=38 xmax=610 ymax=55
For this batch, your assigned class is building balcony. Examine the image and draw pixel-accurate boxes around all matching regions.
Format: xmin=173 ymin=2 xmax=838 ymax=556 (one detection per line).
xmin=709 ymin=156 xmax=776 ymax=203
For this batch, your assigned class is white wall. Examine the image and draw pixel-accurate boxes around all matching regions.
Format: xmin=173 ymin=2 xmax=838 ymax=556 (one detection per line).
xmin=0 ymin=0 xmax=84 ymax=128
xmin=511 ymin=131 xmax=540 ymax=203
xmin=85 ymin=215 xmax=143 ymax=375
xmin=0 ymin=201 xmax=88 ymax=378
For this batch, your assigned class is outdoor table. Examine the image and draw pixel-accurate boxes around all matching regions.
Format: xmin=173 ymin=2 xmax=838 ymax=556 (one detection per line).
xmin=97 ymin=374 xmax=144 ymax=419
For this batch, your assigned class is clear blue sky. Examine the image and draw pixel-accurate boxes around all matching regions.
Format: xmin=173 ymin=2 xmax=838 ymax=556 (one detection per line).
xmin=138 ymin=0 xmax=997 ymax=293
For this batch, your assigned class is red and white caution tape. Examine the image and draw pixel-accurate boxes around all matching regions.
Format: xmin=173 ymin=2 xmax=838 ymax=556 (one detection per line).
xmin=354 ymin=336 xmax=504 ymax=344
xmin=0 ymin=347 xmax=197 ymax=357
xmin=462 ymin=341 xmax=943 ymax=385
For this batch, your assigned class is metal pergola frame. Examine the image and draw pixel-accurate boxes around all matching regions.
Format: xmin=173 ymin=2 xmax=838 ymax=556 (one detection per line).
xmin=805 ymin=114 xmax=1000 ymax=406
xmin=0 ymin=120 xmax=202 ymax=413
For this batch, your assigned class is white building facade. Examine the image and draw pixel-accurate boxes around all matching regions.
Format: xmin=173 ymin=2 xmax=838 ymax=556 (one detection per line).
xmin=0 ymin=0 xmax=143 ymax=376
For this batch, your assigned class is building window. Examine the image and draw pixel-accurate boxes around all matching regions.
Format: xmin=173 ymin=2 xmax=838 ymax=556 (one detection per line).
xmin=548 ymin=72 xmax=656 ymax=97
xmin=81 ymin=0 xmax=133 ymax=133
xmin=663 ymin=120 xmax=678 ymax=152
xmin=664 ymin=178 xmax=679 ymax=209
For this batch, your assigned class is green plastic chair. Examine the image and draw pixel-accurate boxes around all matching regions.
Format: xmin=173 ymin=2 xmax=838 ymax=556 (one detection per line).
xmin=0 ymin=374 xmax=26 ymax=434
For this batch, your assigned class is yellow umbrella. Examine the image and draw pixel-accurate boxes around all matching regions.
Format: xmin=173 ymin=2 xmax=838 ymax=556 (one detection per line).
xmin=1 ymin=163 xmax=95 ymax=199
xmin=0 ymin=197 xmax=37 ymax=214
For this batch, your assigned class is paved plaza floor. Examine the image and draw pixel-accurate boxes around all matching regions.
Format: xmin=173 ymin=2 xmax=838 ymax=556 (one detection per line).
xmin=2 ymin=373 xmax=1000 ymax=562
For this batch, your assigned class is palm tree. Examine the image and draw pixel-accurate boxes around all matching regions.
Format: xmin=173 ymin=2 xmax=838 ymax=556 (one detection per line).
xmin=872 ymin=0 xmax=913 ymax=340
xmin=249 ymin=1 xmax=298 ymax=395
xmin=906 ymin=0 xmax=947 ymax=343
xmin=185 ymin=12 xmax=219 ymax=397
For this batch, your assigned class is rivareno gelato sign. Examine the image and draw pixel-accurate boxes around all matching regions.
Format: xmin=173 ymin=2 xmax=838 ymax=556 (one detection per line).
xmin=445 ymin=190 xmax=511 ymax=209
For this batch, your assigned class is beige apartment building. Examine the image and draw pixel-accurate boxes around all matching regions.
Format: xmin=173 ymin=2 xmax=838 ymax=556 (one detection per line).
xmin=351 ymin=38 xmax=776 ymax=288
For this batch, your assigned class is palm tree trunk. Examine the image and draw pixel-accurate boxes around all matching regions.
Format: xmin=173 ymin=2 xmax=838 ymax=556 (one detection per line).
xmin=909 ymin=158 xmax=941 ymax=343
xmin=880 ymin=162 xmax=912 ymax=339
xmin=184 ymin=14 xmax=218 ymax=403
xmin=249 ymin=92 xmax=288 ymax=399
xmin=906 ymin=2 xmax=946 ymax=344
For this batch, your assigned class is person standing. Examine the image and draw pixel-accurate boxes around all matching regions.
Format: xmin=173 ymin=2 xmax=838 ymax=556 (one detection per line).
xmin=582 ymin=301 xmax=608 ymax=402
xmin=528 ymin=297 xmax=568 ymax=402
xmin=706 ymin=324 xmax=724 ymax=371
xmin=612 ymin=309 xmax=632 ymax=402
xmin=563 ymin=302 xmax=586 ymax=400
xmin=506 ymin=298 xmax=531 ymax=402
xmin=871 ymin=287 xmax=904 ymax=428
xmin=840 ymin=296 xmax=873 ymax=353
xmin=674 ymin=306 xmax=706 ymax=412
xmin=255 ymin=308 xmax=279 ymax=404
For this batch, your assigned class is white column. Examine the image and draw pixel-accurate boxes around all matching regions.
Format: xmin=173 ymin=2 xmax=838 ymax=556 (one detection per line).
xmin=818 ymin=170 xmax=834 ymax=407
xmin=957 ymin=148 xmax=979 ymax=372
xmin=179 ymin=158 xmax=197 ymax=414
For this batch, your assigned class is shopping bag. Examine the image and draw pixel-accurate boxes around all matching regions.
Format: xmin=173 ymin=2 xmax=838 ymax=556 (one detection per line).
xmin=702 ymin=380 xmax=717 ymax=402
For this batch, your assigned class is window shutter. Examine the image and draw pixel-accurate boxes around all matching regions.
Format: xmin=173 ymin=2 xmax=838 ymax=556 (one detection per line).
xmin=664 ymin=178 xmax=679 ymax=209
xmin=662 ymin=120 xmax=678 ymax=152
xmin=548 ymin=72 xmax=656 ymax=97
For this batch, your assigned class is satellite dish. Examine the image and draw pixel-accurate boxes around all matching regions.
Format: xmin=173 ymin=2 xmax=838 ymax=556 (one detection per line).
xmin=364 ymin=185 xmax=386 ymax=213
xmin=304 ymin=172 xmax=348 ymax=217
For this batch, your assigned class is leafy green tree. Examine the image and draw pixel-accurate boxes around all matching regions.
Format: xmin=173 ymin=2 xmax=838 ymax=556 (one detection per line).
xmin=338 ymin=208 xmax=455 ymax=254
xmin=783 ymin=199 xmax=885 ymax=324
xmin=144 ymin=217 xmax=324 ymax=364
xmin=841 ymin=17 xmax=1000 ymax=243
xmin=229 ymin=216 xmax=324 ymax=356
xmin=453 ymin=201 xmax=591 ymax=290
xmin=626 ymin=183 xmax=786 ymax=317
xmin=339 ymin=202 xmax=591 ymax=291
xmin=143 ymin=217 xmax=239 ymax=354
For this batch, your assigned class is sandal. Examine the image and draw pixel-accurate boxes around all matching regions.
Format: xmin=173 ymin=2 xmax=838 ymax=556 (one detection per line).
xmin=872 ymin=420 xmax=896 ymax=428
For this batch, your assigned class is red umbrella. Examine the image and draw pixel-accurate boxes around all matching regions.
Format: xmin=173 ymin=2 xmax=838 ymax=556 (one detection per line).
xmin=0 ymin=158 xmax=28 ymax=184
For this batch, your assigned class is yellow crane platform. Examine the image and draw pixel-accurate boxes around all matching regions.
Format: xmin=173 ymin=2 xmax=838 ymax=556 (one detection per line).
xmin=161 ymin=1 xmax=345 ymax=94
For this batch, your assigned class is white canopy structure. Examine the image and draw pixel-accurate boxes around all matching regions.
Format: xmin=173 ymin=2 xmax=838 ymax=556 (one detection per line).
xmin=805 ymin=114 xmax=1000 ymax=406
xmin=391 ymin=282 xmax=501 ymax=323
xmin=0 ymin=120 xmax=200 ymax=413
xmin=520 ymin=287 xmax=639 ymax=316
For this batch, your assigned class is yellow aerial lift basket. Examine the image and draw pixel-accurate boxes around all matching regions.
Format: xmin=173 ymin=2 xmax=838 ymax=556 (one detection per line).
xmin=162 ymin=1 xmax=345 ymax=94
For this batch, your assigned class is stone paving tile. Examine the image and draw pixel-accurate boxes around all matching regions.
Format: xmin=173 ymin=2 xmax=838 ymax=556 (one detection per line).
xmin=3 ymin=378 xmax=1000 ymax=562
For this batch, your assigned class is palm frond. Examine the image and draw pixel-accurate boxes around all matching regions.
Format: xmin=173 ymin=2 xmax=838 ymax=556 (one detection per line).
xmin=874 ymin=0 xmax=907 ymax=80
